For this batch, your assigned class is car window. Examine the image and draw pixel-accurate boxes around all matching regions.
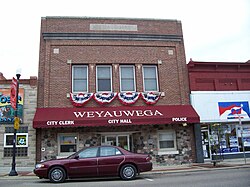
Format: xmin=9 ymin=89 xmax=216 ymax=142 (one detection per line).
xmin=78 ymin=147 xmax=98 ymax=158
xmin=100 ymin=147 xmax=122 ymax=157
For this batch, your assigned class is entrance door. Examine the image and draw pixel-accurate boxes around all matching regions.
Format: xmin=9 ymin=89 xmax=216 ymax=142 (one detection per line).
xmin=201 ymin=130 xmax=211 ymax=159
xmin=102 ymin=135 xmax=130 ymax=150
xmin=106 ymin=136 xmax=116 ymax=146
xmin=118 ymin=135 xmax=129 ymax=150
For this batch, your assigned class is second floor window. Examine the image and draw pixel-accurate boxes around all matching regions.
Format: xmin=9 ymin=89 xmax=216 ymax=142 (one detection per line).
xmin=120 ymin=65 xmax=136 ymax=92
xmin=143 ymin=65 xmax=159 ymax=92
xmin=96 ymin=66 xmax=112 ymax=92
xmin=72 ymin=65 xmax=88 ymax=92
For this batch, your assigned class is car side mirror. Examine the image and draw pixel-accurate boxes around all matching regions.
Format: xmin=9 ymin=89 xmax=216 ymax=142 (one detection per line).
xmin=74 ymin=155 xmax=79 ymax=159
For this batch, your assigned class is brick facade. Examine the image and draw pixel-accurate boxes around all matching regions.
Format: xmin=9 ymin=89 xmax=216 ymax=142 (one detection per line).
xmin=188 ymin=60 xmax=250 ymax=161
xmin=35 ymin=17 xmax=197 ymax=165
xmin=188 ymin=59 xmax=250 ymax=91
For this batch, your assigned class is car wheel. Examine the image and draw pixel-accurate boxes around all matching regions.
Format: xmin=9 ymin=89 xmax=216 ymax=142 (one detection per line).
xmin=48 ymin=166 xmax=66 ymax=183
xmin=120 ymin=164 xmax=137 ymax=180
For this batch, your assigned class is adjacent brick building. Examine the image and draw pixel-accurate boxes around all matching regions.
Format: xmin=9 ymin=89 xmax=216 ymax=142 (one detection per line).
xmin=33 ymin=17 xmax=200 ymax=164
xmin=188 ymin=60 xmax=250 ymax=160
xmin=0 ymin=73 xmax=37 ymax=167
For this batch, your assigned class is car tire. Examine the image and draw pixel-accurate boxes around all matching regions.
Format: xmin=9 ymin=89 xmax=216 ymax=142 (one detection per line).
xmin=120 ymin=164 xmax=137 ymax=180
xmin=48 ymin=166 xmax=66 ymax=183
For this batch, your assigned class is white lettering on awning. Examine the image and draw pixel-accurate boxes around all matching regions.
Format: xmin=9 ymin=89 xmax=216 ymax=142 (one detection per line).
xmin=172 ymin=117 xmax=187 ymax=122
xmin=73 ymin=109 xmax=163 ymax=118
xmin=46 ymin=120 xmax=74 ymax=126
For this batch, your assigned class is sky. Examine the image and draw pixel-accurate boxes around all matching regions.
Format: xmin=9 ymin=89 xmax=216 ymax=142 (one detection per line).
xmin=1 ymin=0 xmax=249 ymax=79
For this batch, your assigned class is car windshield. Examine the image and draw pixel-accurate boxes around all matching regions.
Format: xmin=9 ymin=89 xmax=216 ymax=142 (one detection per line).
xmin=67 ymin=147 xmax=89 ymax=159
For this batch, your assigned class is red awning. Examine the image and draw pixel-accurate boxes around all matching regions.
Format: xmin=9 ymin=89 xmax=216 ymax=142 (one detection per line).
xmin=33 ymin=105 xmax=200 ymax=128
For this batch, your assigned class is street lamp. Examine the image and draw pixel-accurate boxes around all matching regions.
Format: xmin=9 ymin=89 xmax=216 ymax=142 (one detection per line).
xmin=9 ymin=68 xmax=21 ymax=176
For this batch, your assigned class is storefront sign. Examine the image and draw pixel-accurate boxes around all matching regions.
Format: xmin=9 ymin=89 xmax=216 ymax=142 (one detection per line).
xmin=190 ymin=91 xmax=250 ymax=122
xmin=108 ymin=119 xmax=132 ymax=124
xmin=172 ymin=117 xmax=187 ymax=122
xmin=46 ymin=120 xmax=75 ymax=126
xmin=73 ymin=109 xmax=163 ymax=118
xmin=218 ymin=101 xmax=250 ymax=120
xmin=33 ymin=105 xmax=200 ymax=128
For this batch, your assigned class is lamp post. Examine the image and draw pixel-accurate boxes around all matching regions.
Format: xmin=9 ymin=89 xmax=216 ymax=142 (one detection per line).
xmin=9 ymin=69 xmax=21 ymax=176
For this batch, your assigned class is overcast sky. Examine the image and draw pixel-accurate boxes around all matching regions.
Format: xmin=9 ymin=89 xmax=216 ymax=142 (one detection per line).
xmin=1 ymin=0 xmax=249 ymax=79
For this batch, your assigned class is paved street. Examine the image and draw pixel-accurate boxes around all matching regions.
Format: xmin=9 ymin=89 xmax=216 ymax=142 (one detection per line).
xmin=0 ymin=167 xmax=249 ymax=187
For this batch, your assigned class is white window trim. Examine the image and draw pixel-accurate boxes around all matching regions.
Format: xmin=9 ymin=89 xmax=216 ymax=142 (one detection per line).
xmin=142 ymin=65 xmax=159 ymax=92
xmin=119 ymin=65 xmax=136 ymax=92
xmin=158 ymin=130 xmax=177 ymax=152
xmin=96 ymin=65 xmax=113 ymax=92
xmin=72 ymin=65 xmax=88 ymax=93
xmin=4 ymin=133 xmax=28 ymax=147
xmin=58 ymin=133 xmax=78 ymax=157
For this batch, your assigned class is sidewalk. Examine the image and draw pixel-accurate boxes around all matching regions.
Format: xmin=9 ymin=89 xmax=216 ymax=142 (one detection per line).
xmin=1 ymin=158 xmax=249 ymax=178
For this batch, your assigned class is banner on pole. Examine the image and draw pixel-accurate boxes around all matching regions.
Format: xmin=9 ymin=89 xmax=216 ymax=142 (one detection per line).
xmin=10 ymin=77 xmax=17 ymax=110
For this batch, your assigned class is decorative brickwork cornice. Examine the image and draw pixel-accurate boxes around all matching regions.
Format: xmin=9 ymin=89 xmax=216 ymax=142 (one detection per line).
xmin=42 ymin=33 xmax=183 ymax=42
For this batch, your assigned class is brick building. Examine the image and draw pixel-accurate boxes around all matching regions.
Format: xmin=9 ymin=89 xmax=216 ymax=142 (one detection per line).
xmin=0 ymin=72 xmax=37 ymax=167
xmin=188 ymin=60 xmax=250 ymax=160
xmin=33 ymin=17 xmax=200 ymax=164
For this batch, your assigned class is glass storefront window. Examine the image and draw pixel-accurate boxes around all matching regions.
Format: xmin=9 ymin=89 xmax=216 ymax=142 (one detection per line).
xmin=210 ymin=123 xmax=250 ymax=154
xmin=59 ymin=134 xmax=77 ymax=154
xmin=239 ymin=125 xmax=250 ymax=151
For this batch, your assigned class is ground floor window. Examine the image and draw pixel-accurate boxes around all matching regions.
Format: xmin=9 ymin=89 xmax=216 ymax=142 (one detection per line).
xmin=210 ymin=123 xmax=250 ymax=154
xmin=3 ymin=126 xmax=28 ymax=157
xmin=4 ymin=133 xmax=28 ymax=147
xmin=58 ymin=134 xmax=78 ymax=156
xmin=241 ymin=125 xmax=250 ymax=148
xmin=202 ymin=123 xmax=250 ymax=159
xmin=158 ymin=130 xmax=177 ymax=151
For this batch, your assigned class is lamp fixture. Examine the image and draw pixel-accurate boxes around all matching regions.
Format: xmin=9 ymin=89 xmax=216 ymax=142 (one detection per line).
xmin=182 ymin=123 xmax=187 ymax=127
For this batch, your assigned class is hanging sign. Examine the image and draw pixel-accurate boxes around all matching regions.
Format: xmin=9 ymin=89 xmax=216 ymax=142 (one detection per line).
xmin=14 ymin=117 xmax=20 ymax=130
xmin=10 ymin=77 xmax=17 ymax=110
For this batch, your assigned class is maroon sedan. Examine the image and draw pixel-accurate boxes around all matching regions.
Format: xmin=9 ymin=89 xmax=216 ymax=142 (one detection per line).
xmin=34 ymin=145 xmax=152 ymax=183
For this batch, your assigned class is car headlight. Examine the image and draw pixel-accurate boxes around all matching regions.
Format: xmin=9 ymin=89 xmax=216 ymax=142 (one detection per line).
xmin=35 ymin=164 xmax=45 ymax=169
